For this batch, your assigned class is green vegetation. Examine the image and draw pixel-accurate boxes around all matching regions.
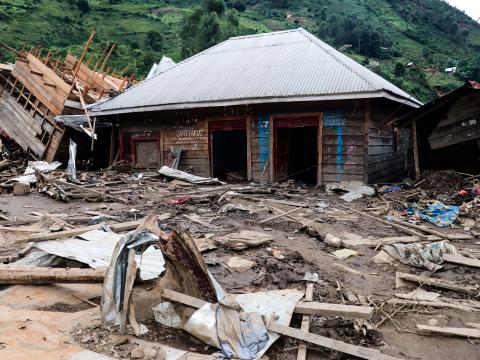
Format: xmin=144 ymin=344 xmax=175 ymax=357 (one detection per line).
xmin=0 ymin=0 xmax=479 ymax=102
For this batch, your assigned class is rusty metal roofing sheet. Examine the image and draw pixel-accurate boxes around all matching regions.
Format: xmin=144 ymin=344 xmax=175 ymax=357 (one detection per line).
xmin=91 ymin=28 xmax=421 ymax=115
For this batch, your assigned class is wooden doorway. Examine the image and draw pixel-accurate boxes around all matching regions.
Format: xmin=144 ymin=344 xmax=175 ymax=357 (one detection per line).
xmin=209 ymin=119 xmax=248 ymax=180
xmin=271 ymin=114 xmax=323 ymax=184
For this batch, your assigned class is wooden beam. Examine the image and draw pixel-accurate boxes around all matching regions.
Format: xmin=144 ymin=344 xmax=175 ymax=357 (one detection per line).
xmin=259 ymin=207 xmax=302 ymax=224
xmin=416 ymin=325 xmax=480 ymax=338
xmin=99 ymin=44 xmax=115 ymax=75
xmin=443 ymin=254 xmax=480 ymax=268
xmin=268 ymin=322 xmax=401 ymax=360
xmin=93 ymin=45 xmax=109 ymax=72
xmin=73 ymin=30 xmax=95 ymax=79
xmin=297 ymin=283 xmax=314 ymax=360
xmin=0 ymin=265 xmax=105 ymax=284
xmin=161 ymin=288 xmax=373 ymax=319
xmin=16 ymin=219 xmax=144 ymax=244
xmin=395 ymin=272 xmax=479 ymax=295
xmin=411 ymin=119 xmax=420 ymax=179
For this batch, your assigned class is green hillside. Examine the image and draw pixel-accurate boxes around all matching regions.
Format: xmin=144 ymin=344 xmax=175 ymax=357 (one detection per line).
xmin=1 ymin=0 xmax=479 ymax=102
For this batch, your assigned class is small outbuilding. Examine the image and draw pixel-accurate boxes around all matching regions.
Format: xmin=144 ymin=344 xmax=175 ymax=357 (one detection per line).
xmin=397 ymin=81 xmax=480 ymax=177
xmin=90 ymin=28 xmax=422 ymax=185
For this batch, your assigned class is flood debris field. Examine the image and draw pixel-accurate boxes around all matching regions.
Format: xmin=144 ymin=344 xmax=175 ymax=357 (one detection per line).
xmin=0 ymin=164 xmax=479 ymax=360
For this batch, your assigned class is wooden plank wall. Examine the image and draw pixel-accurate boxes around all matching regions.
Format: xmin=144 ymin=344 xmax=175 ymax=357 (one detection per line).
xmin=250 ymin=113 xmax=270 ymax=181
xmin=120 ymin=117 xmax=210 ymax=176
xmin=368 ymin=100 xmax=410 ymax=183
xmin=322 ymin=106 xmax=365 ymax=183
xmin=428 ymin=92 xmax=480 ymax=150
xmin=64 ymin=54 xmax=114 ymax=93
xmin=0 ymin=83 xmax=46 ymax=156
xmin=12 ymin=54 xmax=70 ymax=115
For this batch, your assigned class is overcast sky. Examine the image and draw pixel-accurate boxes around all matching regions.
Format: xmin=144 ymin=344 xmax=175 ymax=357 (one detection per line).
xmin=445 ymin=0 xmax=480 ymax=20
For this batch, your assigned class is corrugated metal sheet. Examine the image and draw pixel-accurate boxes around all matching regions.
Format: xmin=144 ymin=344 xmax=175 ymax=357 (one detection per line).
xmin=91 ymin=28 xmax=421 ymax=115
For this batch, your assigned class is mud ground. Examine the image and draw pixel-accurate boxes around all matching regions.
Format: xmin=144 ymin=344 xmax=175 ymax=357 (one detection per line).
xmin=0 ymin=182 xmax=479 ymax=360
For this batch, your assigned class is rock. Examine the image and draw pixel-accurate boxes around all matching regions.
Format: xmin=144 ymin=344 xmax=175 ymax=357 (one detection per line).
xmin=80 ymin=334 xmax=92 ymax=344
xmin=131 ymin=347 xmax=145 ymax=359
xmin=13 ymin=181 xmax=30 ymax=196
xmin=144 ymin=348 xmax=157 ymax=359
xmin=325 ymin=234 xmax=342 ymax=247
xmin=226 ymin=256 xmax=255 ymax=272
xmin=266 ymin=247 xmax=285 ymax=260
xmin=108 ymin=334 xmax=129 ymax=346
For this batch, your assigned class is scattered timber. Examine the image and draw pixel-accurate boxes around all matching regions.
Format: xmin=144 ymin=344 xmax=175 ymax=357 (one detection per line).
xmin=268 ymin=321 xmax=401 ymax=360
xmin=443 ymin=254 xmax=480 ymax=268
xmin=161 ymin=288 xmax=374 ymax=319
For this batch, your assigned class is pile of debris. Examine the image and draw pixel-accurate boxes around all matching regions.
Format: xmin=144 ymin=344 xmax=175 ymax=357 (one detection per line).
xmin=0 ymin=166 xmax=479 ymax=359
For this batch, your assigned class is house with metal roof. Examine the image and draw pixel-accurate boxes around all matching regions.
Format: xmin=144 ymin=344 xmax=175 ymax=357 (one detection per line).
xmin=91 ymin=28 xmax=422 ymax=184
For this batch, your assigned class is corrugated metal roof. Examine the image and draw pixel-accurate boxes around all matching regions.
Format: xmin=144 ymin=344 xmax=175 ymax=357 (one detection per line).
xmin=91 ymin=28 xmax=422 ymax=115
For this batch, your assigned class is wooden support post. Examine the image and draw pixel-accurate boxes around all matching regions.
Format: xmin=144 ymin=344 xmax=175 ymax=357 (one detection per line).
xmin=109 ymin=124 xmax=116 ymax=166
xmin=297 ymin=283 xmax=314 ymax=360
xmin=411 ymin=119 xmax=420 ymax=179
xmin=317 ymin=112 xmax=323 ymax=186
xmin=246 ymin=115 xmax=252 ymax=181
xmin=363 ymin=99 xmax=370 ymax=184
xmin=0 ymin=265 xmax=105 ymax=284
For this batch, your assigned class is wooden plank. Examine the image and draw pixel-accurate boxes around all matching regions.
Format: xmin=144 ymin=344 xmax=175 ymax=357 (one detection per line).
xmin=268 ymin=322 xmax=401 ymax=360
xmin=294 ymin=301 xmax=373 ymax=319
xmin=297 ymin=283 xmax=314 ymax=360
xmin=443 ymin=254 xmax=480 ymax=268
xmin=161 ymin=288 xmax=373 ymax=319
xmin=0 ymin=265 xmax=105 ymax=284
xmin=246 ymin=115 xmax=252 ymax=181
xmin=416 ymin=325 xmax=480 ymax=338
xmin=395 ymin=272 xmax=479 ymax=295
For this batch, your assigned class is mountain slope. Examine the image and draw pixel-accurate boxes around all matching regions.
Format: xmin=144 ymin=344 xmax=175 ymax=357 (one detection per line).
xmin=0 ymin=0 xmax=479 ymax=102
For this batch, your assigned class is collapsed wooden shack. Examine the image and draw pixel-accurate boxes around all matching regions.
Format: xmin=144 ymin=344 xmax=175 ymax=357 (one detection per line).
xmin=397 ymin=81 xmax=480 ymax=177
xmin=0 ymin=34 xmax=130 ymax=167
xmin=90 ymin=28 xmax=421 ymax=184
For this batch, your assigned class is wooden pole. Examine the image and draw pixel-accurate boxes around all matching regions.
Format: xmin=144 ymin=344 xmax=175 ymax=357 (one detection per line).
xmin=93 ymin=44 xmax=109 ymax=72
xmin=0 ymin=265 xmax=105 ymax=284
xmin=411 ymin=119 xmax=420 ymax=180
xmin=99 ymin=44 xmax=115 ymax=75
xmin=73 ymin=30 xmax=95 ymax=79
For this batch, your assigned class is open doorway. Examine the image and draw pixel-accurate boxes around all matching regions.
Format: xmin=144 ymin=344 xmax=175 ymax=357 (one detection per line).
xmin=275 ymin=125 xmax=318 ymax=184
xmin=210 ymin=121 xmax=247 ymax=180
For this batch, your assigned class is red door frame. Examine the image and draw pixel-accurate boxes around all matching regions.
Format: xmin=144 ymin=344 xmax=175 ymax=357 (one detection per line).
xmin=130 ymin=133 xmax=161 ymax=168
xmin=270 ymin=113 xmax=323 ymax=185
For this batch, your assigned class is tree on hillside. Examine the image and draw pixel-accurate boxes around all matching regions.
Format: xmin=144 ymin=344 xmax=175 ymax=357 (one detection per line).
xmin=202 ymin=0 xmax=225 ymax=15
xmin=180 ymin=2 xmax=238 ymax=58
xmin=231 ymin=0 xmax=246 ymax=12
xmin=77 ymin=0 xmax=90 ymax=14
xmin=147 ymin=31 xmax=163 ymax=51
xmin=394 ymin=62 xmax=406 ymax=77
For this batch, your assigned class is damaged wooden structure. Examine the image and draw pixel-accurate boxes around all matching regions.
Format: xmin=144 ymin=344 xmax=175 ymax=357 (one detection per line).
xmin=90 ymin=28 xmax=421 ymax=184
xmin=397 ymin=81 xmax=480 ymax=177
xmin=0 ymin=34 xmax=129 ymax=166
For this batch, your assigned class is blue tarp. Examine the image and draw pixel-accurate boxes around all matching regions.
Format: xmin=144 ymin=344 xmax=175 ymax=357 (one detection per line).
xmin=406 ymin=201 xmax=460 ymax=227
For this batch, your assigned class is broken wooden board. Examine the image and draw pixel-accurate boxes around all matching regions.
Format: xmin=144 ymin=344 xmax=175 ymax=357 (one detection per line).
xmin=268 ymin=322 xmax=401 ymax=360
xmin=416 ymin=324 xmax=480 ymax=338
xmin=214 ymin=230 xmax=273 ymax=250
xmin=443 ymin=254 xmax=480 ymax=268
xmin=395 ymin=272 xmax=479 ymax=295
xmin=0 ymin=265 xmax=105 ymax=284
xmin=161 ymin=288 xmax=373 ymax=319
